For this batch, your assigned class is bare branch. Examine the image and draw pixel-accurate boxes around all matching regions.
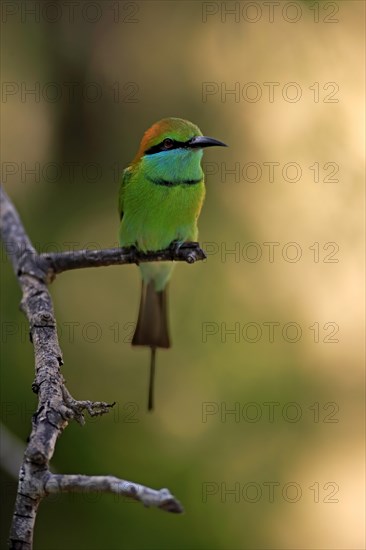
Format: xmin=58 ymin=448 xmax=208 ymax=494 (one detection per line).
xmin=45 ymin=474 xmax=183 ymax=513
xmin=0 ymin=186 xmax=185 ymax=549
xmin=39 ymin=242 xmax=206 ymax=280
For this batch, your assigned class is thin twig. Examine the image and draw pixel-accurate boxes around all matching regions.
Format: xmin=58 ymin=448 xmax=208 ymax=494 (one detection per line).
xmin=45 ymin=474 xmax=183 ymax=513
xmin=39 ymin=242 xmax=206 ymax=280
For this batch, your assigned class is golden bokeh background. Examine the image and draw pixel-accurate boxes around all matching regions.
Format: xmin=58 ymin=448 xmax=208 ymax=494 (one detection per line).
xmin=1 ymin=1 xmax=364 ymax=549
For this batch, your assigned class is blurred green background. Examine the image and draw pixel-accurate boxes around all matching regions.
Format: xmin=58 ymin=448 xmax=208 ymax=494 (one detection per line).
xmin=1 ymin=1 xmax=364 ymax=549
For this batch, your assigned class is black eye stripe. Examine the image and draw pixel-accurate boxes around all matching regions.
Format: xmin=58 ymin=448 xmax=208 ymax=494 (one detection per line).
xmin=144 ymin=138 xmax=190 ymax=155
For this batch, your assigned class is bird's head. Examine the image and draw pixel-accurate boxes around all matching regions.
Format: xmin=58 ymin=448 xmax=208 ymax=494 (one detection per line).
xmin=132 ymin=117 xmax=227 ymax=183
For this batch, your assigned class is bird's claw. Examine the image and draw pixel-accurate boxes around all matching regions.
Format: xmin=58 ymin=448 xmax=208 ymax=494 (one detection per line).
xmin=169 ymin=241 xmax=206 ymax=263
xmin=169 ymin=240 xmax=185 ymax=255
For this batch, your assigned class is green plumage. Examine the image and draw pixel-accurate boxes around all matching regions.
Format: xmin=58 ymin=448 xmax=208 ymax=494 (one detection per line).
xmin=118 ymin=117 xmax=226 ymax=410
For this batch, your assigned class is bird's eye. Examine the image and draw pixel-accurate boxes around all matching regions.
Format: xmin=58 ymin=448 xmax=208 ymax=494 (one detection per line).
xmin=163 ymin=138 xmax=174 ymax=149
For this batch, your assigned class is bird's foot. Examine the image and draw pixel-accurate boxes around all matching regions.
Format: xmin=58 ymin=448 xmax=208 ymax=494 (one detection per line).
xmin=169 ymin=241 xmax=207 ymax=263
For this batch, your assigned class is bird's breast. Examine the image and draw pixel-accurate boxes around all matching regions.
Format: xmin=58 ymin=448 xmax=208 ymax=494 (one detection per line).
xmin=120 ymin=175 xmax=205 ymax=252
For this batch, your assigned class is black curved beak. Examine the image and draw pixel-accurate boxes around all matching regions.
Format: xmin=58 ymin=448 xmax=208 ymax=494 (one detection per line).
xmin=188 ymin=136 xmax=228 ymax=149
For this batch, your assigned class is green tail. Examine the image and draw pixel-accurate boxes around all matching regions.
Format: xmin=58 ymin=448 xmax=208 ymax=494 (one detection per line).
xmin=132 ymin=282 xmax=171 ymax=410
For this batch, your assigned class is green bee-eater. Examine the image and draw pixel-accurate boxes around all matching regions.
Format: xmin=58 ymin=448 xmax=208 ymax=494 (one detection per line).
xmin=118 ymin=117 xmax=227 ymax=410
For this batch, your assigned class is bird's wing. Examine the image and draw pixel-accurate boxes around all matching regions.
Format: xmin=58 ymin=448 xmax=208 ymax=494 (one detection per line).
xmin=118 ymin=167 xmax=132 ymax=220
